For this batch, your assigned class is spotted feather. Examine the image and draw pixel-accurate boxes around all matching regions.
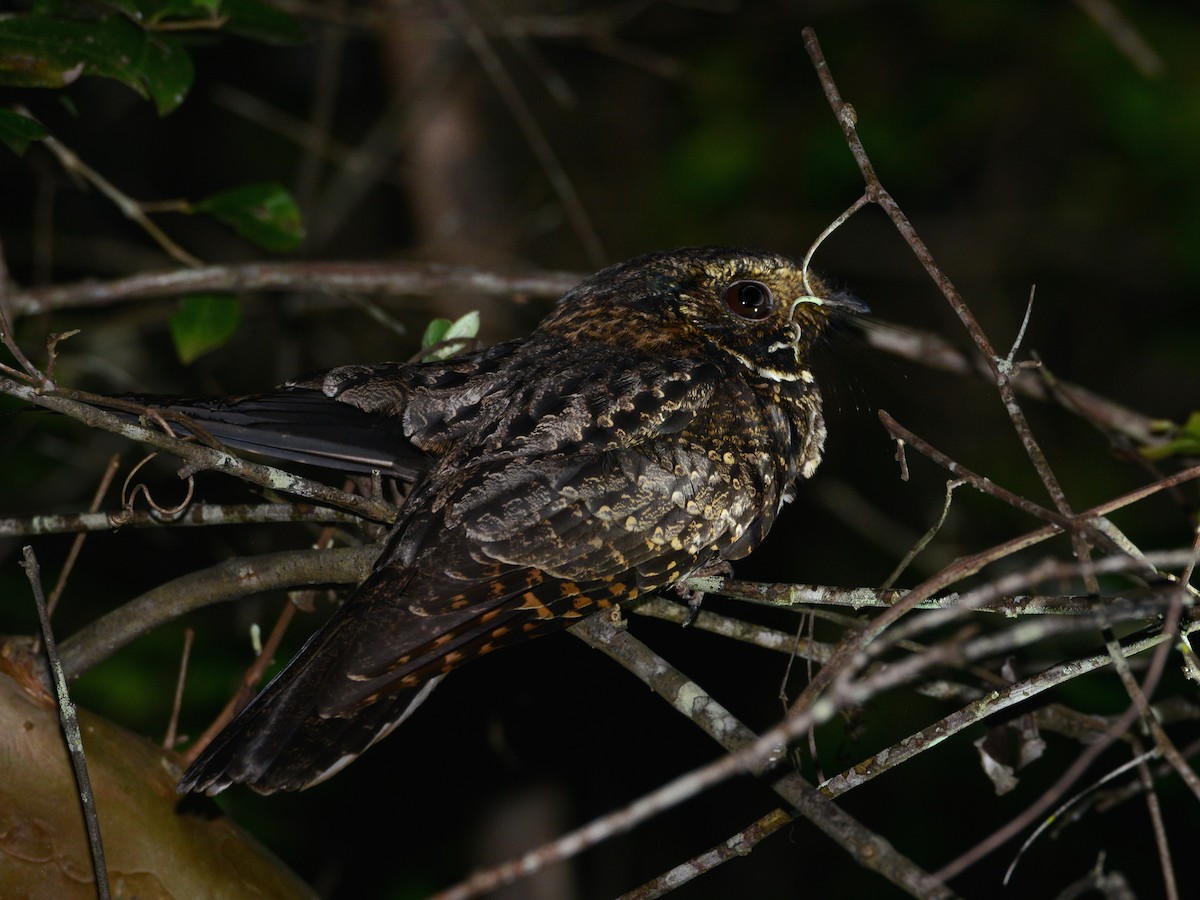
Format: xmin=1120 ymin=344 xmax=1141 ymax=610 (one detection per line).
xmin=174 ymin=247 xmax=863 ymax=794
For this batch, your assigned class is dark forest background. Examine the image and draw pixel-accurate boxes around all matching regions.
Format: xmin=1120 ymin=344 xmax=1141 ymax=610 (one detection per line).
xmin=2 ymin=2 xmax=1199 ymax=898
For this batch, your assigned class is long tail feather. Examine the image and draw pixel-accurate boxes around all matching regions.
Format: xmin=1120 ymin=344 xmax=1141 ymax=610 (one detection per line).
xmin=179 ymin=562 xmax=616 ymax=794
xmin=99 ymin=390 xmax=428 ymax=479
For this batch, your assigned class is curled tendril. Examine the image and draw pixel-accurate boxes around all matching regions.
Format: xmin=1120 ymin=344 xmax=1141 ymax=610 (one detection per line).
xmin=799 ymin=192 xmax=874 ymax=300
xmin=114 ymin=415 xmax=197 ymax=521
xmin=118 ymin=451 xmax=196 ymax=520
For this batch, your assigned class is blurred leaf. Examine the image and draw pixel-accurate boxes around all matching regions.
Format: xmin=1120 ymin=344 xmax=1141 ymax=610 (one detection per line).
xmin=421 ymin=311 xmax=480 ymax=361
xmin=119 ymin=0 xmax=306 ymax=43
xmin=221 ymin=0 xmax=308 ymax=45
xmin=161 ymin=0 xmax=224 ymax=17
xmin=193 ymin=182 xmax=305 ymax=251
xmin=1143 ymin=411 xmax=1200 ymax=460
xmin=142 ymin=0 xmax=224 ymax=26
xmin=99 ymin=0 xmax=146 ymax=16
xmin=107 ymin=0 xmax=220 ymax=19
xmin=421 ymin=317 xmax=453 ymax=348
xmin=169 ymin=294 xmax=242 ymax=364
xmin=444 ymin=311 xmax=480 ymax=341
xmin=0 ymin=12 xmax=194 ymax=114
xmin=0 ymin=109 xmax=48 ymax=155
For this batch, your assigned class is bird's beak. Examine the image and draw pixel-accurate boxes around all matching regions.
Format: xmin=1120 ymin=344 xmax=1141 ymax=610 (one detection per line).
xmin=789 ymin=290 xmax=869 ymax=321
xmin=821 ymin=291 xmax=870 ymax=316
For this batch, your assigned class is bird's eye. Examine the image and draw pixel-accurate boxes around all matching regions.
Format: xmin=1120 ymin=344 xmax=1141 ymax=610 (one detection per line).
xmin=722 ymin=280 xmax=774 ymax=320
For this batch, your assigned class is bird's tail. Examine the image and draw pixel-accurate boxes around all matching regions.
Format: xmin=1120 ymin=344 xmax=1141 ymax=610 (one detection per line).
xmin=178 ymin=566 xmax=442 ymax=795
xmin=177 ymin=560 xmax=600 ymax=794
xmin=92 ymin=389 xmax=425 ymax=479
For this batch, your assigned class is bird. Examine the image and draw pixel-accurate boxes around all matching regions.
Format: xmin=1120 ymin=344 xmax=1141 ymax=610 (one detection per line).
xmin=153 ymin=247 xmax=864 ymax=794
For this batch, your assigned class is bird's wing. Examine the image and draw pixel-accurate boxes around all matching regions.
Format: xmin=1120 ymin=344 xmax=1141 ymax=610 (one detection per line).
xmin=438 ymin=364 xmax=786 ymax=582
xmin=179 ymin=357 xmax=780 ymax=795
xmin=295 ymin=373 xmax=773 ymax=727
xmin=108 ymin=387 xmax=428 ymax=479
xmin=97 ymin=344 xmax=525 ymax=479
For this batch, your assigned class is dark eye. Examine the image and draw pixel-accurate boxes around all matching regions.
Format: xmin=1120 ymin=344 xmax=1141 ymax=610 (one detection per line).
xmin=722 ymin=280 xmax=774 ymax=320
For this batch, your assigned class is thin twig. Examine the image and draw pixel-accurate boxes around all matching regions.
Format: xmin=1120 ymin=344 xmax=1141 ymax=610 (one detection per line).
xmin=858 ymin=319 xmax=1163 ymax=448
xmin=937 ymin=524 xmax=1200 ymax=881
xmin=803 ymin=25 xmax=1094 ymax=603
xmin=441 ymin=595 xmax=1200 ymax=900
xmin=182 ymin=600 xmax=298 ymax=766
xmin=628 ymin=595 xmax=833 ymax=661
xmin=184 ymin=519 xmax=344 ymax=763
xmin=1002 ymin=747 xmax=1158 ymax=886
xmin=879 ymin=410 xmax=1195 ymax=593
xmin=57 ymin=545 xmax=377 ymax=679
xmin=618 ymin=808 xmax=795 ymax=899
xmin=1071 ymin=0 xmax=1164 ymax=77
xmin=1001 ymin=285 xmax=1037 ymax=373
xmin=432 ymin=612 xmax=958 ymax=900
xmin=0 ymin=245 xmax=48 ymax=382
xmin=882 ymin=478 xmax=964 ymax=589
xmin=20 ymin=546 xmax=111 ymax=900
xmin=47 ymin=453 xmax=121 ymax=617
xmin=163 ymin=628 xmax=195 ymax=751
xmin=802 ymin=23 xmax=1200 ymax=841
xmin=1130 ymin=737 xmax=1179 ymax=900
xmin=819 ymin=619 xmax=1197 ymax=799
xmin=629 ymin=611 xmax=1199 ymax=898
xmin=35 ymin=125 xmax=202 ymax=268
xmin=933 ymin=698 xmax=1154 ymax=884
xmin=438 ymin=0 xmax=606 ymax=266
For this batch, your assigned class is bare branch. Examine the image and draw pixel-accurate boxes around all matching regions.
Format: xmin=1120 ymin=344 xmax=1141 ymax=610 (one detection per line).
xmin=57 ymin=545 xmax=377 ymax=680
xmin=6 ymin=260 xmax=581 ymax=320
xmin=432 ymin=612 xmax=958 ymax=900
xmin=0 ymin=502 xmax=360 ymax=538
xmin=0 ymin=376 xmax=398 ymax=524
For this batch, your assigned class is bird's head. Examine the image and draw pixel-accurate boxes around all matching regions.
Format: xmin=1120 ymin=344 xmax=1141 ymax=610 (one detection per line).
xmin=541 ymin=247 xmax=866 ymax=382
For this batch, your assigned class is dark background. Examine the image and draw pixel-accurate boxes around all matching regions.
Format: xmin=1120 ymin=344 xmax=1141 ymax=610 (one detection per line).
xmin=2 ymin=2 xmax=1198 ymax=897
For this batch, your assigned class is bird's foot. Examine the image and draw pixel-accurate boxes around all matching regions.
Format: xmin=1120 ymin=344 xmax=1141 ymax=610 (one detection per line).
xmin=675 ymin=560 xmax=733 ymax=627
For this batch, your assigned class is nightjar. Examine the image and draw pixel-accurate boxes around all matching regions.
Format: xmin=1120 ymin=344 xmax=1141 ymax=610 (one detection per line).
xmin=164 ymin=247 xmax=863 ymax=794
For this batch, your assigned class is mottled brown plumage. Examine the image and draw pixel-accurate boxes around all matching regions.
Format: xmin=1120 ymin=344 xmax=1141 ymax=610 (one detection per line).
xmin=171 ymin=247 xmax=862 ymax=794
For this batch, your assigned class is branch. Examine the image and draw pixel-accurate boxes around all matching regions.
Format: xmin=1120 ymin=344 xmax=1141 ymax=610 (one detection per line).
xmin=0 ymin=376 xmax=398 ymax=524
xmin=57 ymin=545 xmax=377 ymax=680
xmin=21 ymin=546 xmax=111 ymax=899
xmin=7 ymin=260 xmax=581 ymax=319
xmin=0 ymin=502 xmax=361 ymax=537
xmin=433 ymin=612 xmax=958 ymax=900
xmin=859 ymin=320 xmax=1163 ymax=448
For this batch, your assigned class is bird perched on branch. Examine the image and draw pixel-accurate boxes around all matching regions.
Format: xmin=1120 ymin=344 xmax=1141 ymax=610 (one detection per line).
xmin=154 ymin=247 xmax=863 ymax=794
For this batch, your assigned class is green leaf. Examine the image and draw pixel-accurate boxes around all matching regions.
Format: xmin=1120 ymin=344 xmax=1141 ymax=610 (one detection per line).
xmin=420 ymin=311 xmax=480 ymax=361
xmin=169 ymin=294 xmax=242 ymax=364
xmin=163 ymin=0 xmax=224 ymax=17
xmin=193 ymin=182 xmax=305 ymax=252
xmin=221 ymin=0 xmax=308 ymax=45
xmin=108 ymin=0 xmax=306 ymax=43
xmin=443 ymin=310 xmax=480 ymax=342
xmin=0 ymin=13 xmax=194 ymax=114
xmin=1142 ymin=411 xmax=1200 ymax=461
xmin=145 ymin=1 xmax=224 ymax=25
xmin=421 ymin=317 xmax=454 ymax=349
xmin=97 ymin=0 xmax=146 ymax=17
xmin=0 ymin=109 xmax=49 ymax=155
